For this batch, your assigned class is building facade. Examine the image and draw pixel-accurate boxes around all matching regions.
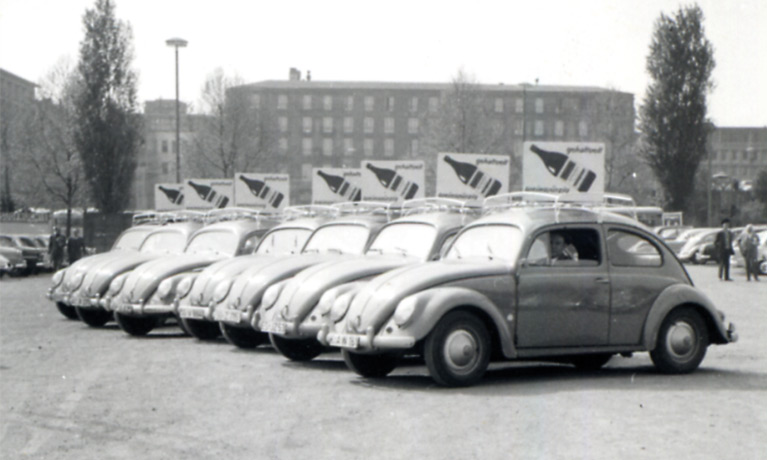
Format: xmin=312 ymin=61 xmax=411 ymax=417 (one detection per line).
xmin=707 ymin=126 xmax=767 ymax=188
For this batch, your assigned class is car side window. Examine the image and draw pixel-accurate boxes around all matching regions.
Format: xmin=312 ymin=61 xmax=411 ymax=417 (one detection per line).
xmin=526 ymin=228 xmax=601 ymax=267
xmin=241 ymin=233 xmax=262 ymax=255
xmin=607 ymin=229 xmax=662 ymax=267
xmin=437 ymin=232 xmax=458 ymax=260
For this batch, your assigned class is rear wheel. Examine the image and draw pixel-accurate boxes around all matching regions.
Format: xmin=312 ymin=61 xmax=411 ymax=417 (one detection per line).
xmin=180 ymin=317 xmax=221 ymax=340
xmin=269 ymin=334 xmax=324 ymax=361
xmin=115 ymin=313 xmax=159 ymax=337
xmin=424 ymin=311 xmax=491 ymax=387
xmin=759 ymin=259 xmax=767 ymax=275
xmin=343 ymin=350 xmax=400 ymax=378
xmin=221 ymin=323 xmax=267 ymax=349
xmin=650 ymin=307 xmax=709 ymax=374
xmin=76 ymin=307 xmax=112 ymax=327
xmin=56 ymin=302 xmax=79 ymax=320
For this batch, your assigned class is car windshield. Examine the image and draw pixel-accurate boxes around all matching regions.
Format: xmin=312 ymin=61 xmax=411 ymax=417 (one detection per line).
xmin=255 ymin=228 xmax=312 ymax=255
xmin=185 ymin=230 xmax=237 ymax=256
xmin=445 ymin=224 xmax=523 ymax=262
xmin=366 ymin=222 xmax=437 ymax=259
xmin=302 ymin=224 xmax=370 ymax=255
xmin=139 ymin=230 xmax=187 ymax=254
xmin=0 ymin=237 xmax=15 ymax=248
xmin=113 ymin=229 xmax=153 ymax=251
xmin=19 ymin=237 xmax=36 ymax=247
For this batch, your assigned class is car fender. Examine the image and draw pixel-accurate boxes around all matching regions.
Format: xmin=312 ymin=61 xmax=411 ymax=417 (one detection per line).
xmin=642 ymin=283 xmax=730 ymax=349
xmin=398 ymin=286 xmax=517 ymax=359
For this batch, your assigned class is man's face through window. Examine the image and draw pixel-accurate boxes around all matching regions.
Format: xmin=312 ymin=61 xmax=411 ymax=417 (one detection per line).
xmin=551 ymin=234 xmax=566 ymax=258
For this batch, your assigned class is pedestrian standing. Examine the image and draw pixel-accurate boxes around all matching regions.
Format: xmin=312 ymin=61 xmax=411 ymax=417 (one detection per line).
xmin=48 ymin=227 xmax=66 ymax=271
xmin=737 ymin=224 xmax=760 ymax=282
xmin=68 ymin=228 xmax=85 ymax=265
xmin=714 ymin=218 xmax=735 ymax=281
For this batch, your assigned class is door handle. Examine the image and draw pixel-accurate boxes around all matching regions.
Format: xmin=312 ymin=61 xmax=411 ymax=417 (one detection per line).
xmin=595 ymin=277 xmax=610 ymax=284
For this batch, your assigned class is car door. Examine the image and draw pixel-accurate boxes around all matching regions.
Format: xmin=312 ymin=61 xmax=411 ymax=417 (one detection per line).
xmin=515 ymin=225 xmax=610 ymax=348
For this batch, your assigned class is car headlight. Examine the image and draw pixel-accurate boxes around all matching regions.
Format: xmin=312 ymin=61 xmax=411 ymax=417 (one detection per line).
xmin=330 ymin=292 xmax=354 ymax=322
xmin=157 ymin=278 xmax=174 ymax=299
xmin=108 ymin=274 xmax=127 ymax=296
xmin=261 ymin=282 xmax=285 ymax=310
xmin=176 ymin=276 xmax=194 ymax=299
xmin=317 ymin=289 xmax=340 ymax=316
xmin=393 ymin=295 xmax=419 ymax=327
xmin=212 ymin=279 xmax=233 ymax=303
xmin=51 ymin=269 xmax=66 ymax=287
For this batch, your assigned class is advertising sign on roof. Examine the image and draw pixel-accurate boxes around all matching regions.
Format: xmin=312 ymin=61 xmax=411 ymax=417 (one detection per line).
xmin=184 ymin=179 xmax=233 ymax=210
xmin=436 ymin=153 xmax=509 ymax=205
xmin=234 ymin=173 xmax=289 ymax=210
xmin=154 ymin=183 xmax=185 ymax=211
xmin=312 ymin=168 xmax=363 ymax=205
xmin=360 ymin=160 xmax=425 ymax=203
xmin=522 ymin=142 xmax=605 ymax=201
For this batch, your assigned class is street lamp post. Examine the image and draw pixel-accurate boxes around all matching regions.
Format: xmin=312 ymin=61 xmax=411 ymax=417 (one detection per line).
xmin=166 ymin=37 xmax=188 ymax=183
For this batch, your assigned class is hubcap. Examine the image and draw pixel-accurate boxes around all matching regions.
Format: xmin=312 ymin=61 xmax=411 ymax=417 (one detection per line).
xmin=667 ymin=321 xmax=696 ymax=359
xmin=443 ymin=329 xmax=479 ymax=372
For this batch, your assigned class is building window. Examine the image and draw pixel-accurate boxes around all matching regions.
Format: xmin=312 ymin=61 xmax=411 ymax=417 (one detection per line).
xmin=279 ymin=138 xmax=287 ymax=154
xmin=277 ymin=94 xmax=288 ymax=110
xmin=303 ymin=117 xmax=312 ymax=133
xmin=535 ymin=98 xmax=544 ymax=114
xmin=428 ymin=97 xmax=439 ymax=112
xmin=323 ymin=117 xmax=333 ymax=133
xmin=364 ymin=117 xmax=374 ymax=134
xmin=279 ymin=117 xmax=288 ymax=133
xmin=386 ymin=96 xmax=395 ymax=112
xmin=303 ymin=95 xmax=312 ymax=110
xmin=323 ymin=138 xmax=333 ymax=157
xmin=579 ymin=120 xmax=589 ymax=138
xmin=410 ymin=139 xmax=419 ymax=156
xmin=494 ymin=98 xmax=504 ymax=113
xmin=408 ymin=118 xmax=419 ymax=134
xmin=345 ymin=96 xmax=354 ymax=111
xmin=302 ymin=163 xmax=312 ymax=179
xmin=410 ymin=97 xmax=418 ymax=112
xmin=364 ymin=138 xmax=374 ymax=156
xmin=323 ymin=95 xmax=332 ymax=111
xmin=302 ymin=138 xmax=312 ymax=156
xmin=555 ymin=120 xmax=564 ymax=137
xmin=384 ymin=117 xmax=394 ymax=134
xmin=251 ymin=93 xmax=261 ymax=109
xmin=384 ymin=139 xmax=394 ymax=157
xmin=161 ymin=140 xmax=168 ymax=153
xmin=343 ymin=117 xmax=353 ymax=133
xmin=515 ymin=98 xmax=524 ymax=113
xmin=364 ymin=96 xmax=374 ymax=112
xmin=343 ymin=138 xmax=354 ymax=156
xmin=534 ymin=120 xmax=544 ymax=136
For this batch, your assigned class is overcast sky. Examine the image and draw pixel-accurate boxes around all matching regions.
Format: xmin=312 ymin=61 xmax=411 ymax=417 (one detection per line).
xmin=1 ymin=0 xmax=765 ymax=126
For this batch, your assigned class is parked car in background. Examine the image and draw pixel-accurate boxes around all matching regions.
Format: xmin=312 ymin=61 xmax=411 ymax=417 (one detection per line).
xmin=665 ymin=228 xmax=712 ymax=254
xmin=654 ymin=225 xmax=692 ymax=241
xmin=732 ymin=229 xmax=767 ymax=275
xmin=0 ymin=237 xmax=26 ymax=277
xmin=0 ymin=234 xmax=44 ymax=274
xmin=678 ymin=229 xmax=720 ymax=264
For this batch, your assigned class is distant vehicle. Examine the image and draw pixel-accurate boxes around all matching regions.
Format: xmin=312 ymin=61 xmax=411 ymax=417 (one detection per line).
xmin=732 ymin=229 xmax=767 ymax=275
xmin=0 ymin=234 xmax=43 ymax=274
xmin=0 ymin=237 xmax=26 ymax=277
xmin=665 ymin=228 xmax=713 ymax=254
xmin=677 ymin=229 xmax=720 ymax=264
xmin=654 ymin=225 xmax=692 ymax=241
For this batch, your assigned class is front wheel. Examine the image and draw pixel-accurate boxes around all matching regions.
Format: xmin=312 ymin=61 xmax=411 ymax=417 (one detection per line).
xmin=221 ymin=323 xmax=267 ymax=349
xmin=269 ymin=334 xmax=324 ymax=361
xmin=56 ymin=302 xmax=79 ymax=320
xmin=650 ymin=307 xmax=709 ymax=374
xmin=343 ymin=350 xmax=400 ymax=378
xmin=424 ymin=311 xmax=491 ymax=387
xmin=180 ymin=317 xmax=221 ymax=341
xmin=759 ymin=259 xmax=767 ymax=275
xmin=76 ymin=307 xmax=112 ymax=327
xmin=115 ymin=313 xmax=159 ymax=337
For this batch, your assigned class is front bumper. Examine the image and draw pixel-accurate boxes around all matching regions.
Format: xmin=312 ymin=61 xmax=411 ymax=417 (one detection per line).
xmin=319 ymin=326 xmax=416 ymax=351
xmin=112 ymin=300 xmax=174 ymax=316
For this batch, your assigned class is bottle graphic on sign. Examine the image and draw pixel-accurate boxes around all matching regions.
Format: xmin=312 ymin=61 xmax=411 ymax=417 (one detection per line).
xmin=365 ymin=164 xmax=419 ymax=199
xmin=443 ymin=155 xmax=502 ymax=197
xmin=239 ymin=175 xmax=284 ymax=208
xmin=187 ymin=180 xmax=229 ymax=208
xmin=529 ymin=144 xmax=596 ymax=192
xmin=158 ymin=186 xmax=184 ymax=205
xmin=317 ymin=170 xmax=362 ymax=201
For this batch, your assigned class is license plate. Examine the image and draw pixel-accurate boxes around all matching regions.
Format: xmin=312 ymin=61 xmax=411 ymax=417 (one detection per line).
xmin=213 ymin=309 xmax=241 ymax=323
xmin=328 ymin=333 xmax=361 ymax=349
xmin=116 ymin=303 xmax=134 ymax=314
xmin=179 ymin=308 xmax=205 ymax=319
xmin=261 ymin=320 xmax=288 ymax=334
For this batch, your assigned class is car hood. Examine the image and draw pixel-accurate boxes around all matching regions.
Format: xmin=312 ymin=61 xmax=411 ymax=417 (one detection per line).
xmin=0 ymin=247 xmax=24 ymax=264
xmin=118 ymin=253 xmax=224 ymax=303
xmin=61 ymin=250 xmax=135 ymax=292
xmin=346 ymin=259 xmax=511 ymax=333
xmin=278 ymin=255 xmax=418 ymax=321
xmin=187 ymin=254 xmax=276 ymax=306
xmin=80 ymin=252 xmax=164 ymax=296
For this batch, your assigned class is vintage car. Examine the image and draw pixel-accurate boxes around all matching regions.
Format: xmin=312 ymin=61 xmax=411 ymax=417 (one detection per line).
xmin=731 ymin=229 xmax=767 ymax=274
xmin=107 ymin=209 xmax=279 ymax=337
xmin=678 ymin=228 xmax=719 ymax=264
xmin=69 ymin=218 xmax=203 ymax=327
xmin=208 ymin=203 xmax=391 ymax=350
xmin=665 ymin=227 xmax=711 ymax=254
xmin=322 ymin=194 xmax=738 ymax=387
xmin=0 ymin=237 xmax=26 ymax=277
xmin=0 ymin=234 xmax=44 ymax=274
xmin=265 ymin=199 xmax=475 ymax=361
xmin=47 ymin=219 xmax=164 ymax=320
xmin=176 ymin=206 xmax=337 ymax=342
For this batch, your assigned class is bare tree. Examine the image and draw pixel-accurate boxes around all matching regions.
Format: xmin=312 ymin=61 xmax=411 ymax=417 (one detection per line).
xmin=190 ymin=69 xmax=278 ymax=178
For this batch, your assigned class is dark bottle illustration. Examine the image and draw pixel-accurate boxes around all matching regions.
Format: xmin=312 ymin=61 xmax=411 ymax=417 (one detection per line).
xmin=158 ymin=185 xmax=184 ymax=205
xmin=239 ymin=175 xmax=284 ymax=208
xmin=187 ymin=180 xmax=229 ymax=208
xmin=365 ymin=163 xmax=419 ymax=199
xmin=443 ymin=155 xmax=502 ymax=197
xmin=529 ymin=144 xmax=596 ymax=192
xmin=317 ymin=170 xmax=362 ymax=201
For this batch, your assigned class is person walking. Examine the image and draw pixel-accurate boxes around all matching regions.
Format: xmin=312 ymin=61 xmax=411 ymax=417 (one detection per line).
xmin=67 ymin=228 xmax=85 ymax=265
xmin=737 ymin=224 xmax=760 ymax=282
xmin=48 ymin=227 xmax=66 ymax=271
xmin=714 ymin=218 xmax=735 ymax=281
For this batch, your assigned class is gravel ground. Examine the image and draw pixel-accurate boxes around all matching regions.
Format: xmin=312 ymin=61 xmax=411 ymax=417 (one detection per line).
xmin=1 ymin=264 xmax=765 ymax=460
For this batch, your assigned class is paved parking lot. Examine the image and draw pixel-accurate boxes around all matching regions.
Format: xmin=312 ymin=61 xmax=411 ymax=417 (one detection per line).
xmin=1 ymin=265 xmax=765 ymax=459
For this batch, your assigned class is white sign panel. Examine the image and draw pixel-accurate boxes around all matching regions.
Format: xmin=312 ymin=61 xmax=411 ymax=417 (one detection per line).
xmin=154 ymin=183 xmax=185 ymax=211
xmin=360 ymin=160 xmax=425 ymax=203
xmin=184 ymin=178 xmax=233 ymax=210
xmin=522 ymin=142 xmax=605 ymax=201
xmin=312 ymin=168 xmax=362 ymax=205
xmin=234 ymin=173 xmax=289 ymax=210
xmin=436 ymin=153 xmax=510 ymax=205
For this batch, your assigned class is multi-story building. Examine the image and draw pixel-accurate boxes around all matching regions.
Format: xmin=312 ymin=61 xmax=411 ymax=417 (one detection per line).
xmin=707 ymin=126 xmax=767 ymax=188
xmin=0 ymin=68 xmax=37 ymax=211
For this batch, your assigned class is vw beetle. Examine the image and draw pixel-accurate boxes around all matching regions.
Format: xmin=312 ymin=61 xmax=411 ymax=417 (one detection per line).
xmin=266 ymin=198 xmax=475 ymax=361
xmin=107 ymin=209 xmax=279 ymax=336
xmin=324 ymin=193 xmax=738 ymax=387
xmin=176 ymin=205 xmax=336 ymax=341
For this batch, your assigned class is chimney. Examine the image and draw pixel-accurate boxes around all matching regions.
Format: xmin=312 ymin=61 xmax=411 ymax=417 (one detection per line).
xmin=289 ymin=68 xmax=301 ymax=81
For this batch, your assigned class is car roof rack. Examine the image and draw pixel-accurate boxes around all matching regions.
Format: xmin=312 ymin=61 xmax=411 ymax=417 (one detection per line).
xmin=281 ymin=205 xmax=339 ymax=221
xmin=397 ymin=197 xmax=480 ymax=218
xmin=159 ymin=210 xmax=206 ymax=224
xmin=132 ymin=211 xmax=161 ymax=225
xmin=483 ymin=192 xmax=643 ymax=224
xmin=333 ymin=201 xmax=391 ymax=218
xmin=202 ymin=207 xmax=280 ymax=224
